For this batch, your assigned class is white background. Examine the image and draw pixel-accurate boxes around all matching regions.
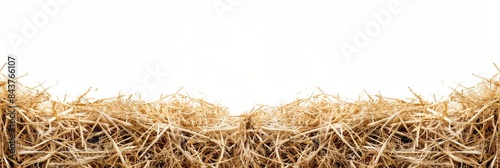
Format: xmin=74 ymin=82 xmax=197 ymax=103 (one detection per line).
xmin=1 ymin=0 xmax=499 ymax=115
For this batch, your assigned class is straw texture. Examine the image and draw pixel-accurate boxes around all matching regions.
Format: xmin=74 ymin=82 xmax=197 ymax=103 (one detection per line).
xmin=1 ymin=67 xmax=499 ymax=167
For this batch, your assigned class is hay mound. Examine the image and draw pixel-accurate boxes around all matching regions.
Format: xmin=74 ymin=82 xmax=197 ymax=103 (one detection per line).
xmin=1 ymin=69 xmax=500 ymax=167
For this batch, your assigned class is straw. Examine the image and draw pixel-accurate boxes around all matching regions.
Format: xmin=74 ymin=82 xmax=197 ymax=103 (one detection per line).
xmin=1 ymin=64 xmax=499 ymax=167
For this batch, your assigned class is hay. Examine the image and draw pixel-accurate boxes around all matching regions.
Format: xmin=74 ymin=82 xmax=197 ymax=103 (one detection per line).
xmin=1 ymin=67 xmax=500 ymax=167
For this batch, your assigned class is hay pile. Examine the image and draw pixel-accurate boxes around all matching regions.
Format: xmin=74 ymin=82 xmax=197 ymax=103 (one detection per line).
xmin=1 ymin=69 xmax=499 ymax=167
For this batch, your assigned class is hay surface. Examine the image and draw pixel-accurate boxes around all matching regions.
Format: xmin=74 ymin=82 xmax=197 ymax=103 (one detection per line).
xmin=1 ymin=69 xmax=500 ymax=167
